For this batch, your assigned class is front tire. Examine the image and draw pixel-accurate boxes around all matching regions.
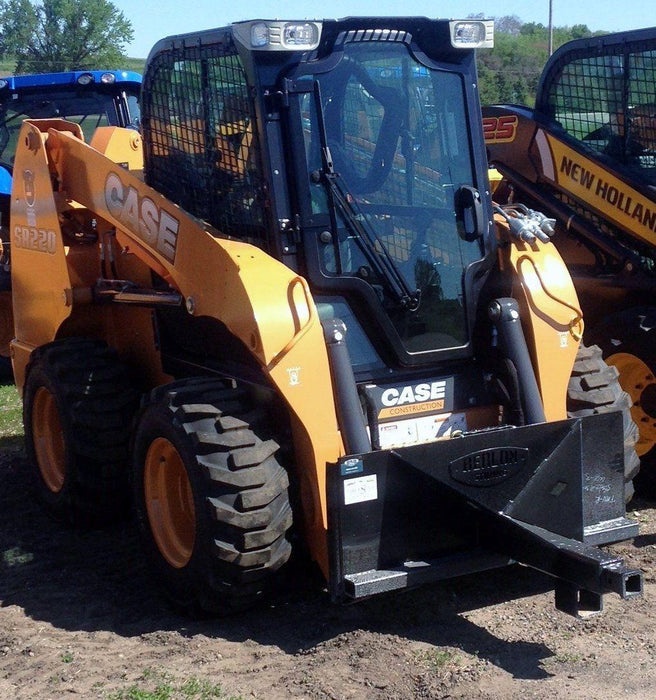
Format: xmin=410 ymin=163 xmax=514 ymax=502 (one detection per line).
xmin=131 ymin=378 xmax=293 ymax=614
xmin=23 ymin=338 xmax=137 ymax=524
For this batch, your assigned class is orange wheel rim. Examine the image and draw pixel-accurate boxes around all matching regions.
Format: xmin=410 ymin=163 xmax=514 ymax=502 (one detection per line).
xmin=32 ymin=386 xmax=66 ymax=493
xmin=144 ymin=437 xmax=195 ymax=568
xmin=607 ymin=351 xmax=656 ymax=456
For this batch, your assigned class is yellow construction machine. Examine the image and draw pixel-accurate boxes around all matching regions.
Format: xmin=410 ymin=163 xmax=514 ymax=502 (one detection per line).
xmin=10 ymin=18 xmax=642 ymax=616
xmin=484 ymin=26 xmax=656 ymax=495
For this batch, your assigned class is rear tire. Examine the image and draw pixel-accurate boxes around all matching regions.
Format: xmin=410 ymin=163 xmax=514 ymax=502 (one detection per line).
xmin=131 ymin=378 xmax=293 ymax=614
xmin=23 ymin=338 xmax=137 ymax=524
xmin=567 ymin=342 xmax=640 ymax=501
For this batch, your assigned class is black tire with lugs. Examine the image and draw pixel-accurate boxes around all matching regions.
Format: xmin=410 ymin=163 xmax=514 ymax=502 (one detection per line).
xmin=131 ymin=378 xmax=293 ymax=614
xmin=23 ymin=338 xmax=137 ymax=524
xmin=567 ymin=343 xmax=640 ymax=501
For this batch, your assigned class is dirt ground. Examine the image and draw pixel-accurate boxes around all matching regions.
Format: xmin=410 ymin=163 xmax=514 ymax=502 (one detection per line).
xmin=1 ymin=435 xmax=655 ymax=700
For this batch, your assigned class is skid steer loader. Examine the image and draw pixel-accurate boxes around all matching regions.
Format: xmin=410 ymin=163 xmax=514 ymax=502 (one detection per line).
xmin=10 ymin=17 xmax=642 ymax=617
xmin=483 ymin=26 xmax=656 ymax=494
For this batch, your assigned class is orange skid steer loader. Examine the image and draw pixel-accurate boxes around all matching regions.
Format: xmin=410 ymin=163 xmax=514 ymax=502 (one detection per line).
xmin=10 ymin=17 xmax=642 ymax=617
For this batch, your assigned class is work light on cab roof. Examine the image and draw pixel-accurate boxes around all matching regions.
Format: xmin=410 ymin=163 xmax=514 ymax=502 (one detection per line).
xmin=450 ymin=20 xmax=494 ymax=48
xmin=76 ymin=72 xmax=117 ymax=85
xmin=236 ymin=20 xmax=322 ymax=50
xmin=236 ymin=18 xmax=494 ymax=52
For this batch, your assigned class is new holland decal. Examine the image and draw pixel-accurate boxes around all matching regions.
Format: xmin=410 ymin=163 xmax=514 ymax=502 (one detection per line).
xmin=559 ymin=155 xmax=656 ymax=233
xmin=542 ymin=134 xmax=656 ymax=245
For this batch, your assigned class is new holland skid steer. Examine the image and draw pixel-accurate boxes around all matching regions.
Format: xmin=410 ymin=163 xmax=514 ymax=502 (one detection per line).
xmin=483 ymin=26 xmax=656 ymax=494
xmin=10 ymin=17 xmax=642 ymax=617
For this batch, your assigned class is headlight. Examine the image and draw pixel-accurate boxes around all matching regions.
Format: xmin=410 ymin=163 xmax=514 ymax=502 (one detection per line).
xmin=250 ymin=23 xmax=269 ymax=48
xmin=100 ymin=72 xmax=116 ymax=84
xmin=77 ymin=73 xmax=94 ymax=85
xmin=449 ymin=20 xmax=494 ymax=49
xmin=282 ymin=23 xmax=320 ymax=47
xmin=234 ymin=20 xmax=322 ymax=52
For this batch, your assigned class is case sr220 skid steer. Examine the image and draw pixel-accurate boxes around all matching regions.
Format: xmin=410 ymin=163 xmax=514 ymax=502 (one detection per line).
xmin=10 ymin=17 xmax=642 ymax=617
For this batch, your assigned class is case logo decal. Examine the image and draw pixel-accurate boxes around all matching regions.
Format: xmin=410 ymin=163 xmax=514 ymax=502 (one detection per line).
xmin=105 ymin=172 xmax=179 ymax=263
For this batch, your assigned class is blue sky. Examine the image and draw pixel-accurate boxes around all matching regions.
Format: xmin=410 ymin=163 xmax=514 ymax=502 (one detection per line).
xmin=113 ymin=1 xmax=655 ymax=58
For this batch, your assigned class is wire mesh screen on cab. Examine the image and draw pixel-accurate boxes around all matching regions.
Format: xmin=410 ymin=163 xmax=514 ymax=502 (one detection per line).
xmin=142 ymin=42 xmax=267 ymax=240
xmin=540 ymin=38 xmax=656 ymax=185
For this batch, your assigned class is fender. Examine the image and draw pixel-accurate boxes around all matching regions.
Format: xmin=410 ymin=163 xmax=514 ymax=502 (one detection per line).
xmin=495 ymin=212 xmax=583 ymax=421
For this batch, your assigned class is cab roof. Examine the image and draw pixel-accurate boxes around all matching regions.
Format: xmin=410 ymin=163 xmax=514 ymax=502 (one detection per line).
xmin=0 ymin=70 xmax=142 ymax=92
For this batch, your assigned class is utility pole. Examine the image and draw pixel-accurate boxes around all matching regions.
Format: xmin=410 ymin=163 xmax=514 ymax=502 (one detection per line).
xmin=548 ymin=0 xmax=554 ymax=55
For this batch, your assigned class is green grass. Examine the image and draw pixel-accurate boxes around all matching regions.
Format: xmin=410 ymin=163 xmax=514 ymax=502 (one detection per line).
xmin=2 ymin=546 xmax=33 ymax=566
xmin=553 ymin=651 xmax=583 ymax=664
xmin=0 ymin=56 xmax=146 ymax=77
xmin=414 ymin=648 xmax=460 ymax=674
xmin=121 ymin=57 xmax=146 ymax=74
xmin=0 ymin=382 xmax=23 ymax=450
xmin=105 ymin=668 xmax=242 ymax=700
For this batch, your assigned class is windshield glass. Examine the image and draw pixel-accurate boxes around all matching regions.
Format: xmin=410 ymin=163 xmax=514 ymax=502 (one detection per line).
xmin=0 ymin=88 xmax=141 ymax=166
xmin=300 ymin=42 xmax=483 ymax=352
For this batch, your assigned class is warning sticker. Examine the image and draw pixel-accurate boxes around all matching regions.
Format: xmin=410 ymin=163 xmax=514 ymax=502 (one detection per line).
xmin=377 ymin=412 xmax=468 ymax=449
xmin=343 ymin=474 xmax=378 ymax=505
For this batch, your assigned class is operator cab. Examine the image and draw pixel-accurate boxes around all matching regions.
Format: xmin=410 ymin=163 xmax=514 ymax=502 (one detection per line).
xmin=282 ymin=22 xmax=493 ymax=365
xmin=143 ymin=18 xmax=496 ymax=379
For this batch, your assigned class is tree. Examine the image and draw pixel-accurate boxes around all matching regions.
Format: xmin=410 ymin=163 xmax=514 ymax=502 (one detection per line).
xmin=476 ymin=16 xmax=606 ymax=106
xmin=0 ymin=0 xmax=134 ymax=73
xmin=570 ymin=24 xmax=593 ymax=39
xmin=495 ymin=15 xmax=522 ymax=36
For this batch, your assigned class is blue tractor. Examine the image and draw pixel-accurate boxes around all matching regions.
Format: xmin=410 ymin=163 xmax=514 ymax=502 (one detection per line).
xmin=0 ymin=70 xmax=142 ymax=376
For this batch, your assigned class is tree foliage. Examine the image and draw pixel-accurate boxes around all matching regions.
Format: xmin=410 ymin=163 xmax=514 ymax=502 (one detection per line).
xmin=0 ymin=0 xmax=133 ymax=73
xmin=476 ymin=15 xmax=606 ymax=105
